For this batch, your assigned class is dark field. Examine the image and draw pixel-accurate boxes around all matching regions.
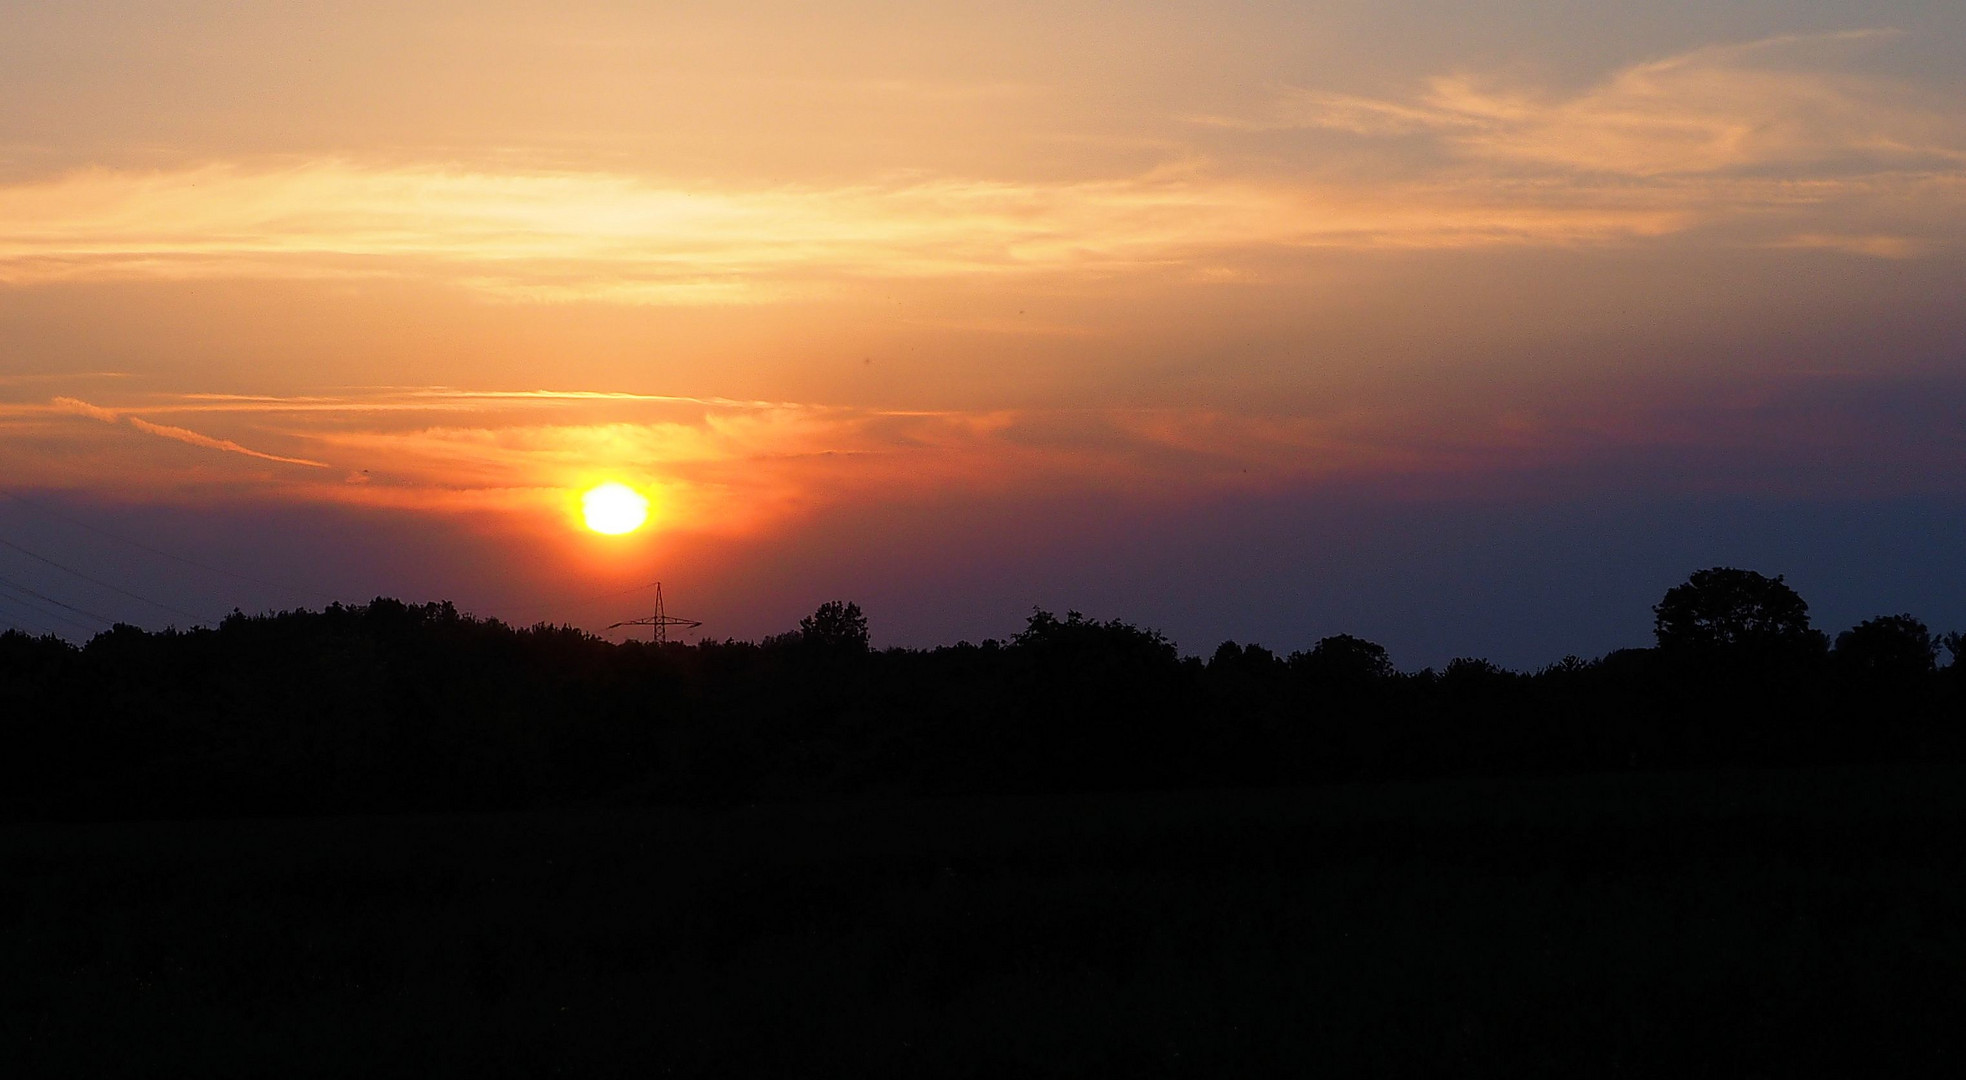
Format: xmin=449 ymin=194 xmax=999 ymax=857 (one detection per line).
xmin=6 ymin=763 xmax=1966 ymax=1077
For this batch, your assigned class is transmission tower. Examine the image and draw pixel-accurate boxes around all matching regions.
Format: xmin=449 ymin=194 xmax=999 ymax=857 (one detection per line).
xmin=608 ymin=582 xmax=702 ymax=644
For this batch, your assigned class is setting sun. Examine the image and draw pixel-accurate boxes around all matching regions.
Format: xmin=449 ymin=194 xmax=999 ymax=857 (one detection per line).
xmin=580 ymin=483 xmax=650 ymax=535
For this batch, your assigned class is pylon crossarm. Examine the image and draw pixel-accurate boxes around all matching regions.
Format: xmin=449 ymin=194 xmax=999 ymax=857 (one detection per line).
xmin=607 ymin=581 xmax=700 ymax=642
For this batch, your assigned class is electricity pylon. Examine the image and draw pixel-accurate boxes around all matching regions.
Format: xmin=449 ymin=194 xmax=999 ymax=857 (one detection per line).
xmin=608 ymin=582 xmax=702 ymax=644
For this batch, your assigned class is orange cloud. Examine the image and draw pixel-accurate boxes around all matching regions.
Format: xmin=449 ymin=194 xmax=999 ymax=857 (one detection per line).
xmin=1251 ymin=31 xmax=1962 ymax=175
xmin=11 ymin=29 xmax=1957 ymax=307
xmin=50 ymin=396 xmax=120 ymax=423
xmin=1190 ymin=31 xmax=1966 ymax=257
xmin=50 ymin=396 xmax=330 ymax=468
xmin=13 ymin=376 xmax=1966 ymax=536
xmin=0 ymin=159 xmax=1766 ymax=303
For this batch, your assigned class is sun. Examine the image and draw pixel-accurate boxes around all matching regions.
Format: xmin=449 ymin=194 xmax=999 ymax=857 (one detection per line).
xmin=580 ymin=482 xmax=650 ymax=535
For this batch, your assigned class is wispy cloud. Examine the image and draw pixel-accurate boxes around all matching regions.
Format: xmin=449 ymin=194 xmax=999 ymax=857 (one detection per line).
xmin=50 ymin=396 xmax=330 ymax=468
xmin=8 ymin=29 xmax=1955 ymax=305
xmin=14 ymin=376 xmax=1965 ymax=534
xmin=115 ymin=388 xmax=803 ymax=415
xmin=1189 ymin=31 xmax=1966 ymax=257
xmin=49 ymin=396 xmax=119 ymax=423
xmin=0 ymin=154 xmax=1773 ymax=302
xmin=1772 ymin=232 xmax=1928 ymax=258
xmin=1243 ymin=31 xmax=1961 ymax=174
xmin=0 ymin=371 xmax=131 ymax=385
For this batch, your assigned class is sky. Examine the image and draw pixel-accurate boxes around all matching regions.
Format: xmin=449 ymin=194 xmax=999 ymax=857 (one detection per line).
xmin=3 ymin=1 xmax=1964 ymax=668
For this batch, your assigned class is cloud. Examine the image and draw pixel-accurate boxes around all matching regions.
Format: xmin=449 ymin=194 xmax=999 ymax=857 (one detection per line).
xmin=123 ymin=417 xmax=331 ymax=468
xmin=50 ymin=396 xmax=120 ymax=423
xmin=107 ymin=389 xmax=803 ymax=415
xmin=8 ymin=30 xmax=1959 ymax=302
xmin=50 ymin=396 xmax=330 ymax=468
xmin=1257 ymin=30 xmax=1964 ymax=177
xmin=0 ymin=160 xmax=1711 ymax=300
xmin=18 ymin=375 xmax=1966 ymax=539
xmin=1771 ymin=232 xmax=1925 ymax=258
xmin=0 ymin=145 xmax=1884 ymax=303
xmin=1184 ymin=92 xmax=1482 ymax=137
xmin=0 ymin=371 xmax=130 ymax=385
xmin=1180 ymin=31 xmax=1966 ymax=260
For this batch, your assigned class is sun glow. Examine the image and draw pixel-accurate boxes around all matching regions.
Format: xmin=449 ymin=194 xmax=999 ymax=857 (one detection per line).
xmin=580 ymin=482 xmax=650 ymax=535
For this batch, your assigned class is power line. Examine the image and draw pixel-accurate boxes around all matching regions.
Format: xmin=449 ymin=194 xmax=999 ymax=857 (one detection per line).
xmin=0 ymin=596 xmax=83 ymax=639
xmin=0 ymin=575 xmax=111 ymax=627
xmin=0 ymin=575 xmax=110 ymax=636
xmin=568 ymin=580 xmax=661 ymax=608
xmin=0 ymin=491 xmax=334 ymax=607
xmin=0 ymin=534 xmax=214 ymax=624
xmin=0 ymin=598 xmax=51 ymax=636
xmin=523 ymin=579 xmax=660 ymax=626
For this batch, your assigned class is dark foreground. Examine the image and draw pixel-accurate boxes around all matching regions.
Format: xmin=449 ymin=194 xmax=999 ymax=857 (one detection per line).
xmin=6 ymin=763 xmax=1966 ymax=1077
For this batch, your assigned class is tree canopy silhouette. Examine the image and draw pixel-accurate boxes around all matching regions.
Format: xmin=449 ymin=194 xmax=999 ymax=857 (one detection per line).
xmin=2 ymin=569 xmax=1963 ymax=823
xmin=1653 ymin=568 xmax=1823 ymax=656
xmin=1292 ymin=634 xmax=1395 ymax=683
xmin=1835 ymin=614 xmax=1939 ymax=680
xmin=800 ymin=600 xmax=870 ymax=652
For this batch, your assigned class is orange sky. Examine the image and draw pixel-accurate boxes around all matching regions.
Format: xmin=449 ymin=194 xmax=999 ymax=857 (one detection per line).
xmin=3 ymin=2 xmax=1965 ymax=662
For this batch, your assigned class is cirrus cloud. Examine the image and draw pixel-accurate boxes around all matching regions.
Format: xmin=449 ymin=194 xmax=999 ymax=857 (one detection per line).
xmin=1187 ymin=30 xmax=1966 ymax=257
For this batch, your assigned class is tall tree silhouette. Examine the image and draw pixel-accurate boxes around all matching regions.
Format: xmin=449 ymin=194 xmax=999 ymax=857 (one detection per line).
xmin=800 ymin=601 xmax=870 ymax=652
xmin=1653 ymin=568 xmax=1823 ymax=656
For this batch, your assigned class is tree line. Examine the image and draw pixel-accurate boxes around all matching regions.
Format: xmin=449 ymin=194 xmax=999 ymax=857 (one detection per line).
xmin=1 ymin=568 xmax=1961 ymax=821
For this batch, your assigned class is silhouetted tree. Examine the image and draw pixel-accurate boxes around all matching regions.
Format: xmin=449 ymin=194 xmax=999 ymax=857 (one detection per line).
xmin=7 ymin=577 xmax=1966 ymax=824
xmin=1834 ymin=615 xmax=1938 ymax=680
xmin=1942 ymin=632 xmax=1966 ymax=671
xmin=1210 ymin=641 xmax=1281 ymax=674
xmin=1291 ymin=634 xmax=1394 ymax=683
xmin=1943 ymin=632 xmax=1966 ymax=713
xmin=800 ymin=601 xmax=869 ymax=652
xmin=1653 ymin=568 xmax=1824 ymax=656
xmin=1442 ymin=657 xmax=1507 ymax=682
xmin=1011 ymin=609 xmax=1176 ymax=663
